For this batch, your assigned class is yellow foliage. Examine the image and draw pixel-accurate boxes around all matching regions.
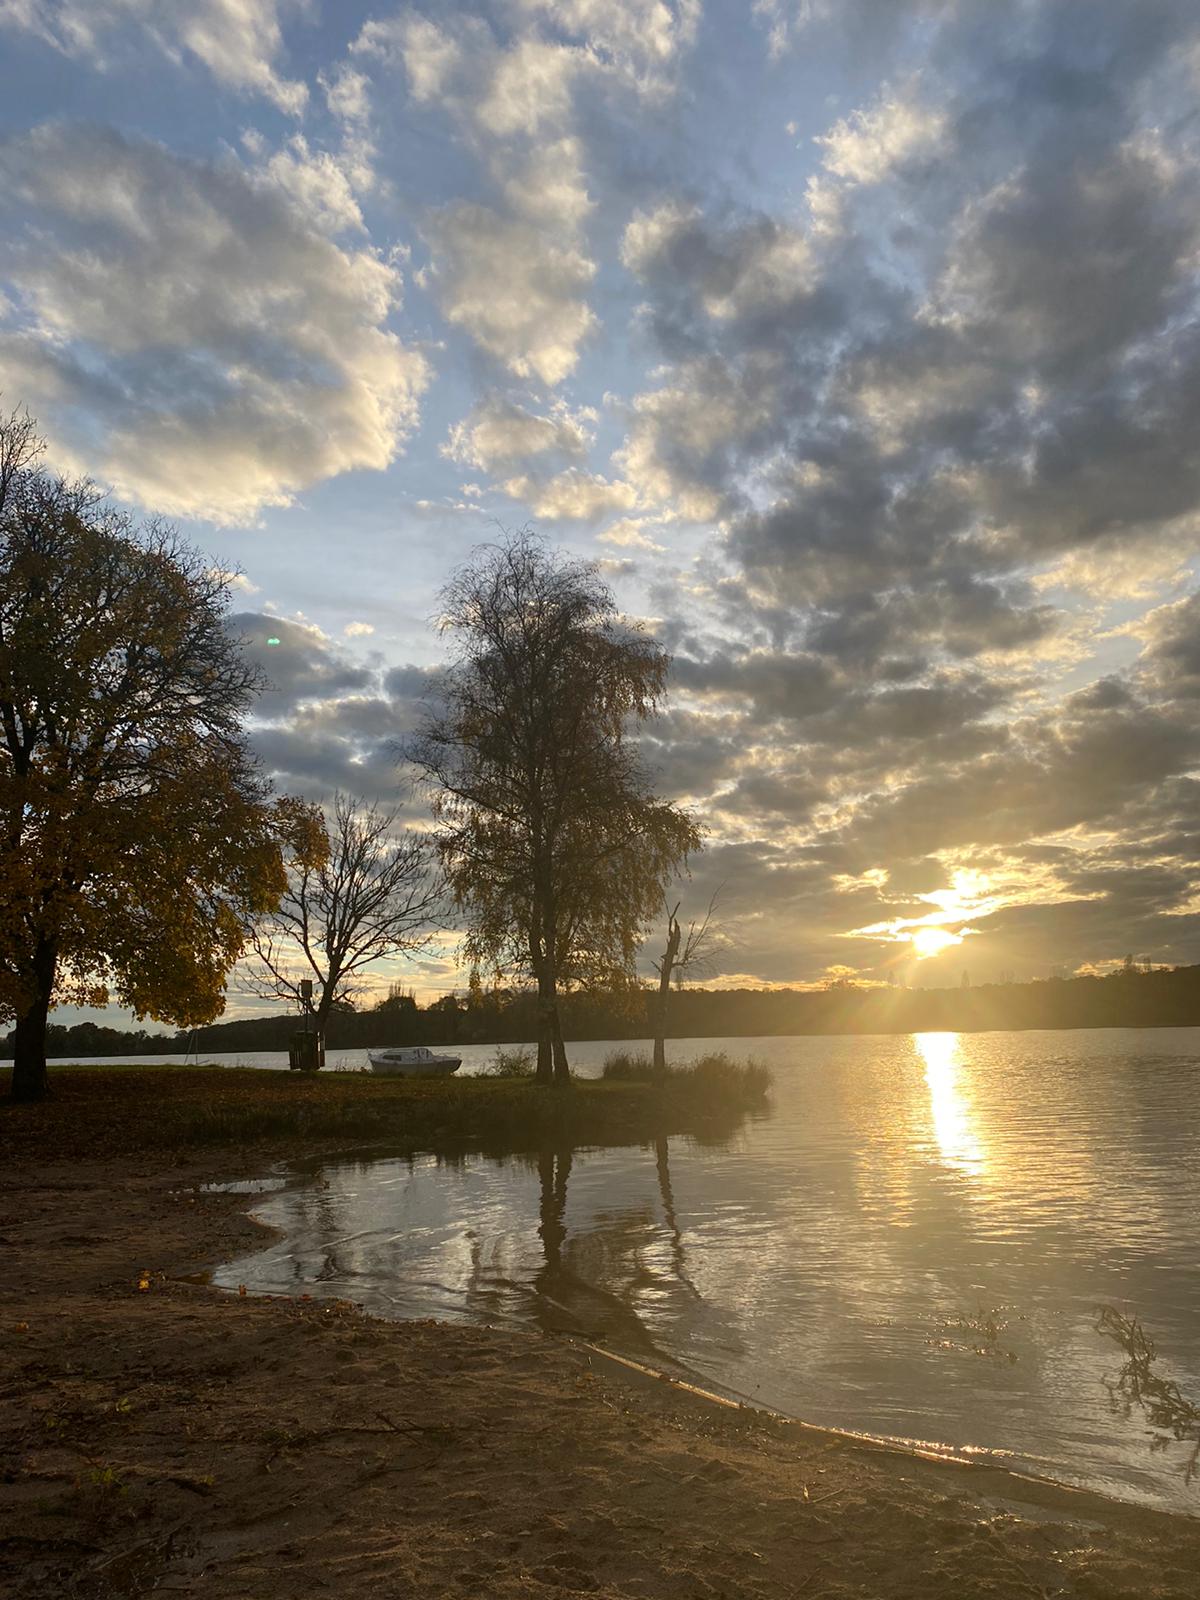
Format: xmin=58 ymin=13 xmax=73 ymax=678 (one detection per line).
xmin=0 ymin=457 xmax=289 ymax=1051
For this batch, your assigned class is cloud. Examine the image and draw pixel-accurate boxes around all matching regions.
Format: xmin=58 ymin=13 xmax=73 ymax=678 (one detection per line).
xmin=361 ymin=16 xmax=600 ymax=382
xmin=420 ymin=202 xmax=596 ymax=384
xmin=228 ymin=612 xmax=373 ymax=719
xmin=0 ymin=0 xmax=308 ymax=113
xmin=221 ymin=571 xmax=261 ymax=595
xmin=615 ymin=359 xmax=778 ymax=521
xmin=623 ymin=201 xmax=814 ymax=321
xmin=442 ymin=393 xmax=594 ymax=472
xmin=249 ymin=697 xmax=410 ymax=797
xmin=360 ymin=2 xmax=697 ymax=118
xmin=319 ymin=61 xmax=371 ymax=125
xmin=514 ymin=0 xmax=700 ymax=84
xmin=616 ymin=3 xmax=1200 ymax=677
xmin=501 ymin=467 xmax=636 ymax=522
xmin=474 ymin=34 xmax=586 ymax=138
xmin=344 ymin=621 xmax=376 ymax=638
xmin=261 ymin=134 xmax=366 ymax=234
xmin=598 ymin=517 xmax=666 ymax=551
xmin=753 ymin=0 xmax=955 ymax=64
xmin=0 ymin=123 xmax=429 ymax=523
xmin=222 ymin=632 xmax=444 ymax=800
xmin=816 ymin=89 xmax=946 ymax=187
xmin=354 ymin=4 xmax=698 ymax=385
xmin=1138 ymin=592 xmax=1200 ymax=698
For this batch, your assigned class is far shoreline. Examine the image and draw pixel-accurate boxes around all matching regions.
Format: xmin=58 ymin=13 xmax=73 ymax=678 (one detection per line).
xmin=8 ymin=1012 xmax=1200 ymax=1074
xmin=11 ymin=963 xmax=1200 ymax=1065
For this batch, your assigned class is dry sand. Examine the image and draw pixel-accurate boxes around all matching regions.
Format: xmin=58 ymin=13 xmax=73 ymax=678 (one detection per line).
xmin=3 ymin=1150 xmax=1200 ymax=1599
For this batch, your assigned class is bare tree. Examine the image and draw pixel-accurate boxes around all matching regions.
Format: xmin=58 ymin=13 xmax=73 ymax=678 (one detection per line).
xmin=244 ymin=792 xmax=441 ymax=1043
xmin=651 ymin=887 xmax=728 ymax=1079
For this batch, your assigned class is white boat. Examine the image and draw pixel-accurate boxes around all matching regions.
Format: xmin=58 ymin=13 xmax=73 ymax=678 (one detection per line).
xmin=368 ymin=1046 xmax=463 ymax=1077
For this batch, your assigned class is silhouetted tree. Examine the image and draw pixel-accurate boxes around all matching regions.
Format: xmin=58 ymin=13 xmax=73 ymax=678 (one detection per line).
xmin=413 ymin=533 xmax=699 ymax=1083
xmin=243 ymin=792 xmax=441 ymax=1046
xmin=651 ymin=887 xmax=725 ymax=1079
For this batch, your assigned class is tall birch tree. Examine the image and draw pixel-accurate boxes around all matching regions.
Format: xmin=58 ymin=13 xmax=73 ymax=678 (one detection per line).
xmin=413 ymin=534 xmax=698 ymax=1084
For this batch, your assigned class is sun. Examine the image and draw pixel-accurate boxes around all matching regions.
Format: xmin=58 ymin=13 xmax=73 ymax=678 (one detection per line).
xmin=911 ymin=925 xmax=963 ymax=960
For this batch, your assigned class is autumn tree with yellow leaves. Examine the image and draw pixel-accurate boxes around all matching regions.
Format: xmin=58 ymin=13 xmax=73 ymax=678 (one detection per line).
xmin=0 ymin=409 xmax=287 ymax=1102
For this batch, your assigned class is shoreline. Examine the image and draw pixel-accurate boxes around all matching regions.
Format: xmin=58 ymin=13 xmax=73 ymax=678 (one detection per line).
xmin=5 ymin=1139 xmax=1200 ymax=1598
xmin=9 ymin=1014 xmax=1200 ymax=1070
xmin=197 ymin=1154 xmax=1199 ymax=1516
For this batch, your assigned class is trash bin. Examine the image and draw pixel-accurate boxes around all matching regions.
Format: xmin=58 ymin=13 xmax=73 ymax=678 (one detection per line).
xmin=288 ymin=1032 xmax=324 ymax=1072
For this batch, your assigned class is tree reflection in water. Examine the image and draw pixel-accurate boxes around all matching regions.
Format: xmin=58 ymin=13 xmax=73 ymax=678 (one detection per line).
xmin=655 ymin=1135 xmax=701 ymax=1301
xmin=520 ymin=1132 xmax=713 ymax=1363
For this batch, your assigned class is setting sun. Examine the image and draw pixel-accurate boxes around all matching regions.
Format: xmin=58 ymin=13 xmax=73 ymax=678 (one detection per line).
xmin=911 ymin=926 xmax=963 ymax=960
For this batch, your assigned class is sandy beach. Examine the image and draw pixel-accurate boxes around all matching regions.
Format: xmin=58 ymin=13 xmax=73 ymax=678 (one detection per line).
xmin=4 ymin=1133 xmax=1200 ymax=1600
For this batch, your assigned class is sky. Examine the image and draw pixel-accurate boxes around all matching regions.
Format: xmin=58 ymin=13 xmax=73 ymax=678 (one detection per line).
xmin=2 ymin=0 xmax=1200 ymax=1016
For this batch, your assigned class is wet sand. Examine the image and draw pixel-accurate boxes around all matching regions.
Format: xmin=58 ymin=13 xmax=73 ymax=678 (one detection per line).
xmin=3 ymin=1149 xmax=1200 ymax=1599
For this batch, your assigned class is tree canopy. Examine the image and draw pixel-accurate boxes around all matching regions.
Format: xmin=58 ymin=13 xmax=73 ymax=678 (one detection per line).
xmin=0 ymin=409 xmax=286 ymax=1101
xmin=412 ymin=533 xmax=699 ymax=1082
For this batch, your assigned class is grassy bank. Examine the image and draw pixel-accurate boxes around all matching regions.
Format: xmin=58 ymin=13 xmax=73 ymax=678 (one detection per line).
xmin=0 ymin=1060 xmax=770 ymax=1163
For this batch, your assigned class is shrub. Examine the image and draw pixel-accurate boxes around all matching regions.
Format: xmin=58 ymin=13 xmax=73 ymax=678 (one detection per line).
xmin=602 ymin=1047 xmax=771 ymax=1103
xmin=486 ymin=1046 xmax=536 ymax=1078
xmin=601 ymin=1049 xmax=653 ymax=1080
xmin=686 ymin=1051 xmax=772 ymax=1097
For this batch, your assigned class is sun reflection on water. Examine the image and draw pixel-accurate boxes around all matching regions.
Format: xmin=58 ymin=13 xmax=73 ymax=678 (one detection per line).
xmin=916 ymin=1031 xmax=986 ymax=1177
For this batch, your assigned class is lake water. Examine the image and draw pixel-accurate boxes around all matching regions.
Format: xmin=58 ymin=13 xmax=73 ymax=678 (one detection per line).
xmin=105 ymin=1028 xmax=1200 ymax=1512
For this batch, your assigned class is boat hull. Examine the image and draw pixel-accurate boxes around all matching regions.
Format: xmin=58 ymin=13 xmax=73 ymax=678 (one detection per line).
xmin=367 ymin=1052 xmax=462 ymax=1077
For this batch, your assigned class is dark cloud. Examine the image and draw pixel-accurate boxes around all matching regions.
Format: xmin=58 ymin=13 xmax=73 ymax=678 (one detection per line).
xmin=597 ymin=0 xmax=1200 ymax=984
xmin=228 ymin=613 xmax=371 ymax=720
xmin=623 ymin=1 xmax=1200 ymax=651
xmin=1139 ymin=593 xmax=1200 ymax=696
xmin=248 ymin=697 xmax=411 ymax=800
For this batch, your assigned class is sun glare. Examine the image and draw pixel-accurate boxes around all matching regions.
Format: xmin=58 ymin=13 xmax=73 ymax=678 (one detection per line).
xmin=916 ymin=1032 xmax=984 ymax=1176
xmin=911 ymin=925 xmax=962 ymax=960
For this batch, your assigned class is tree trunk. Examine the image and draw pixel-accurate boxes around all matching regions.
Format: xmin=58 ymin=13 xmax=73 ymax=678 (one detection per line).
xmin=539 ymin=899 xmax=569 ymax=1086
xmin=535 ymin=967 xmax=555 ymax=1084
xmin=653 ymin=913 xmax=681 ymax=1082
xmin=551 ymin=1009 xmax=570 ymax=1085
xmin=310 ymin=986 xmax=334 ymax=1070
xmin=9 ymin=935 xmax=57 ymax=1103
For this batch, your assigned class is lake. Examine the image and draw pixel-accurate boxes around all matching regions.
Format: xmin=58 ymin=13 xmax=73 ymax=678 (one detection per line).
xmin=130 ymin=1030 xmax=1200 ymax=1511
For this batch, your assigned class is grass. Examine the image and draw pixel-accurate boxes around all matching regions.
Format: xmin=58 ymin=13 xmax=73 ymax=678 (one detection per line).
xmin=0 ymin=1058 xmax=770 ymax=1164
xmin=602 ymin=1047 xmax=772 ymax=1101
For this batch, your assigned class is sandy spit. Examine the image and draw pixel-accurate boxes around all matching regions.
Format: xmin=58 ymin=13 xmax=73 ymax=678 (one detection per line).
xmin=3 ymin=1151 xmax=1199 ymax=1600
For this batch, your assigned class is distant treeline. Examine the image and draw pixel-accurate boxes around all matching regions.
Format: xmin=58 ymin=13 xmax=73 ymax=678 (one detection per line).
xmin=9 ymin=963 xmax=1200 ymax=1058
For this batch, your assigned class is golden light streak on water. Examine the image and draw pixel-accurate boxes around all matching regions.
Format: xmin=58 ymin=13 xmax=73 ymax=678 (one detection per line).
xmin=916 ymin=1031 xmax=986 ymax=1177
